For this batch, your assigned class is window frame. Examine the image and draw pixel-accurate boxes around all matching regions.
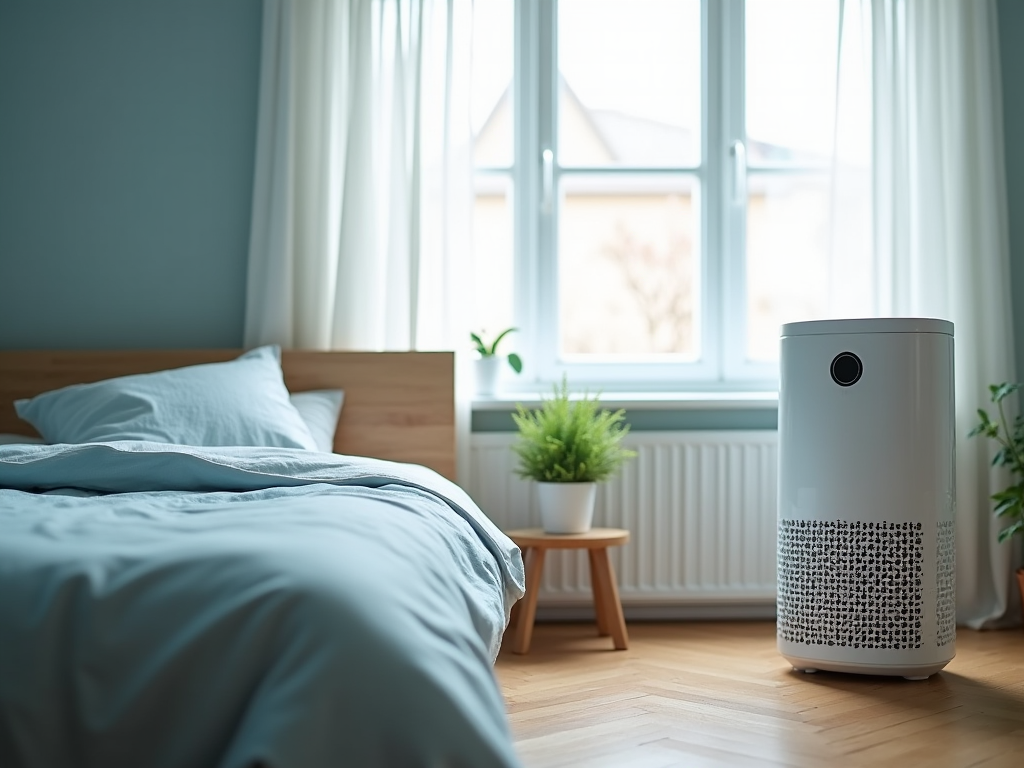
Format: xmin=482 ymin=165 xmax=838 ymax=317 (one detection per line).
xmin=477 ymin=0 xmax=828 ymax=394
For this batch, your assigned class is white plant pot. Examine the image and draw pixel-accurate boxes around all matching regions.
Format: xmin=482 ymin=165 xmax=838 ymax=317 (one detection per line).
xmin=536 ymin=481 xmax=597 ymax=534
xmin=474 ymin=356 xmax=502 ymax=397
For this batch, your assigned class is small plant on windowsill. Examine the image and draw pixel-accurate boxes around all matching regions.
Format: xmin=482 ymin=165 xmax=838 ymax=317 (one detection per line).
xmin=511 ymin=376 xmax=636 ymax=533
xmin=969 ymin=382 xmax=1024 ymax=616
xmin=471 ymin=328 xmax=522 ymax=396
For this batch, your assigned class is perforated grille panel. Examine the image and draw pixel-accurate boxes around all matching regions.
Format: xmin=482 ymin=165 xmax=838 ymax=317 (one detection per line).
xmin=936 ymin=520 xmax=955 ymax=647
xmin=778 ymin=520 xmax=923 ymax=650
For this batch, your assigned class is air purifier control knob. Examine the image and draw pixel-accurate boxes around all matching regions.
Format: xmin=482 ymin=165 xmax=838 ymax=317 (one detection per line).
xmin=830 ymin=351 xmax=863 ymax=386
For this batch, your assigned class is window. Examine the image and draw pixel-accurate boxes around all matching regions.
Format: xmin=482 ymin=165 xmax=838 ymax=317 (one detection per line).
xmin=471 ymin=0 xmax=871 ymax=392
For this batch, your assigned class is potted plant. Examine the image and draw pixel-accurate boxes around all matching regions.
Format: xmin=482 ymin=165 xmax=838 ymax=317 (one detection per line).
xmin=969 ymin=382 xmax=1024 ymax=617
xmin=471 ymin=328 xmax=522 ymax=396
xmin=511 ymin=377 xmax=636 ymax=534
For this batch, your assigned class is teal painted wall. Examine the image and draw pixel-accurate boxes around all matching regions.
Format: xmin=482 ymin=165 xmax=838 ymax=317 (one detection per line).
xmin=999 ymin=0 xmax=1024 ymax=382
xmin=0 ymin=2 xmax=262 ymax=349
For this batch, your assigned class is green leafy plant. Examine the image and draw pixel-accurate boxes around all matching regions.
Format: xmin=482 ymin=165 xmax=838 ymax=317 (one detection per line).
xmin=471 ymin=328 xmax=522 ymax=374
xmin=969 ymin=383 xmax=1024 ymax=546
xmin=511 ymin=377 xmax=636 ymax=483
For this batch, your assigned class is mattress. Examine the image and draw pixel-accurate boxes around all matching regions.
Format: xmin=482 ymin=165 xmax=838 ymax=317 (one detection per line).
xmin=0 ymin=441 xmax=525 ymax=768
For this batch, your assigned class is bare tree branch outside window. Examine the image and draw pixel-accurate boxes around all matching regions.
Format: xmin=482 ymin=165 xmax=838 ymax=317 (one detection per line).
xmin=601 ymin=220 xmax=694 ymax=355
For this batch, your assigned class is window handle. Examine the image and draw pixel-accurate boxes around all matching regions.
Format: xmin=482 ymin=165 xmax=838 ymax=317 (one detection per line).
xmin=731 ymin=140 xmax=747 ymax=206
xmin=542 ymin=148 xmax=554 ymax=214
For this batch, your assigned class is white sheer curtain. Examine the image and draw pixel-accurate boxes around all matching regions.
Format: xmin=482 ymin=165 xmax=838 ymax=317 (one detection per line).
xmin=245 ymin=0 xmax=475 ymax=479
xmin=824 ymin=1 xmax=875 ymax=320
xmin=872 ymin=0 xmax=1018 ymax=626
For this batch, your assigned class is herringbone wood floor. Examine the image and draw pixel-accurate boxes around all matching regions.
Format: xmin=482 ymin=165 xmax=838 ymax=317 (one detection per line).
xmin=496 ymin=621 xmax=1024 ymax=768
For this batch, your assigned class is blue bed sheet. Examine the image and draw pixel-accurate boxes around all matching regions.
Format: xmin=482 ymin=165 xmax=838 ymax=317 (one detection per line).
xmin=0 ymin=442 xmax=525 ymax=768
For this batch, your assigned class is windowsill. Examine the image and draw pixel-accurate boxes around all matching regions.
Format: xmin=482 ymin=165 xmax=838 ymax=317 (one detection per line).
xmin=472 ymin=390 xmax=779 ymax=411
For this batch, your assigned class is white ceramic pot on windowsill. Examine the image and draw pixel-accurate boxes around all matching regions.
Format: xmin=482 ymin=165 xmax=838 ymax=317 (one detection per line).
xmin=536 ymin=481 xmax=597 ymax=534
xmin=474 ymin=356 xmax=502 ymax=397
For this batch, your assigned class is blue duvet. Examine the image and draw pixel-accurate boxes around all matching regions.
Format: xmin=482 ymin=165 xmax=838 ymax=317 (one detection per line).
xmin=0 ymin=442 xmax=525 ymax=768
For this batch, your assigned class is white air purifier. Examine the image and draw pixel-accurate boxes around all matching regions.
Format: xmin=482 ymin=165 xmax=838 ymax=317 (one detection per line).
xmin=777 ymin=318 xmax=956 ymax=680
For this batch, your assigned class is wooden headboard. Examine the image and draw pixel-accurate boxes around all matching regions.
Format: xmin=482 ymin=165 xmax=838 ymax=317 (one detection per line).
xmin=0 ymin=350 xmax=456 ymax=480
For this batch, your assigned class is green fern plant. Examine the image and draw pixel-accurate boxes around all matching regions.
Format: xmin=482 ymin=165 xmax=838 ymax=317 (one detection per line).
xmin=511 ymin=377 xmax=636 ymax=483
xmin=471 ymin=328 xmax=522 ymax=374
xmin=969 ymin=383 xmax=1024 ymax=547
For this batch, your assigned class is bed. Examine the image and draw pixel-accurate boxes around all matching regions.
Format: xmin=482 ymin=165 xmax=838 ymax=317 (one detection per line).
xmin=0 ymin=348 xmax=525 ymax=768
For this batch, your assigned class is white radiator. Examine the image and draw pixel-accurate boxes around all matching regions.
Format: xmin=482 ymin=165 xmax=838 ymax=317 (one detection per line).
xmin=468 ymin=431 xmax=779 ymax=618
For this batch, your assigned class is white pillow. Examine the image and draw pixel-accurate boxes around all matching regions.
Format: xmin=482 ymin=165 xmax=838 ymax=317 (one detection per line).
xmin=289 ymin=390 xmax=345 ymax=453
xmin=14 ymin=346 xmax=318 ymax=450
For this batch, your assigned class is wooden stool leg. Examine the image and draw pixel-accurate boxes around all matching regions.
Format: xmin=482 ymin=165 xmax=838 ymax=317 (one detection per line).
xmin=512 ymin=546 xmax=546 ymax=654
xmin=508 ymin=546 xmax=528 ymax=630
xmin=589 ymin=547 xmax=629 ymax=650
xmin=588 ymin=549 xmax=611 ymax=637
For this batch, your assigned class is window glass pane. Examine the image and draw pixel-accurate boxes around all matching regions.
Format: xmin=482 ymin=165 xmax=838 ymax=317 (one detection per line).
xmin=559 ymin=176 xmax=699 ymax=357
xmin=472 ymin=176 xmax=515 ymax=341
xmin=472 ymin=0 xmax=513 ymax=167
xmin=745 ymin=173 xmax=830 ymax=361
xmin=558 ymin=0 xmax=701 ymax=168
xmin=746 ymin=0 xmax=839 ymax=166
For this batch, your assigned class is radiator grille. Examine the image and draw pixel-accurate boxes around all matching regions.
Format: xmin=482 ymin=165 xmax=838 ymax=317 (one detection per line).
xmin=468 ymin=431 xmax=779 ymax=605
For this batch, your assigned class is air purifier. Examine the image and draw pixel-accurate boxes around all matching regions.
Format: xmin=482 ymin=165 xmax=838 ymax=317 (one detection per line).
xmin=777 ymin=318 xmax=956 ymax=679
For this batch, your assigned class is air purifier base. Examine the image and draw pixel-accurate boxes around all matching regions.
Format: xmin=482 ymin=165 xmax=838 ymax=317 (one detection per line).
xmin=783 ymin=653 xmax=951 ymax=680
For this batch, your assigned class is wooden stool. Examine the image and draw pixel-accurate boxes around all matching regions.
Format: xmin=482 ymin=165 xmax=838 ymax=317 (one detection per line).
xmin=505 ymin=527 xmax=630 ymax=654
